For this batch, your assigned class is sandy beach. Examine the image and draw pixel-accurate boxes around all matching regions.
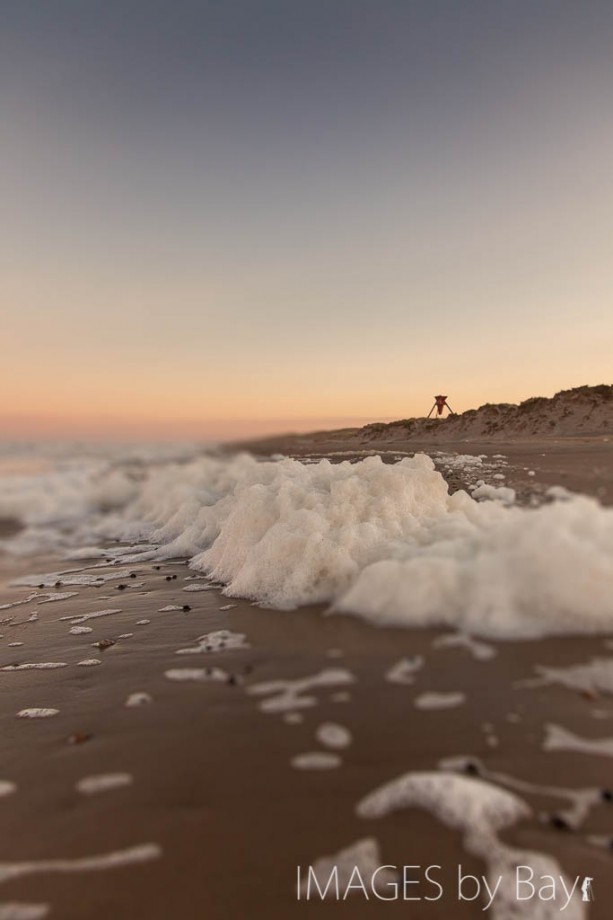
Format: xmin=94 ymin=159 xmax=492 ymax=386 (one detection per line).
xmin=1 ymin=440 xmax=613 ymax=918
xmin=5 ymin=0 xmax=613 ymax=913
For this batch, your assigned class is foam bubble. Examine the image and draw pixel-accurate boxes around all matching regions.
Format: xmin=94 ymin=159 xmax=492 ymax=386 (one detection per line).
xmin=62 ymin=608 xmax=121 ymax=625
xmin=315 ymin=723 xmax=352 ymax=749
xmin=76 ymin=774 xmax=133 ymax=795
xmin=385 ymin=656 xmax=423 ymax=685
xmin=0 ymin=905 xmax=49 ymax=920
xmin=125 ymin=692 xmax=153 ymax=707
xmin=291 ymin=752 xmax=341 ymax=770
xmin=165 ymin=667 xmax=228 ymax=682
xmin=0 ymin=842 xmax=161 ymax=885
xmin=544 ymin=723 xmax=613 ymax=758
xmin=433 ymin=632 xmax=496 ymax=661
xmin=175 ymin=630 xmax=248 ymax=655
xmin=414 ymin=692 xmax=466 ymax=710
xmin=1 ymin=663 xmax=66 ymax=672
xmin=16 ymin=709 xmax=59 ymax=719
xmin=297 ymin=839 xmax=394 ymax=898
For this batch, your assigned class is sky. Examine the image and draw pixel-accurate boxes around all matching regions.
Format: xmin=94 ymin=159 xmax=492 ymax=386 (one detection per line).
xmin=2 ymin=0 xmax=612 ymax=441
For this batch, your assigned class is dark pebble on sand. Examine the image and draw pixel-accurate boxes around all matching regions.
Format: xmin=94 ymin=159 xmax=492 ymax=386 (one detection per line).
xmin=463 ymin=762 xmax=480 ymax=776
xmin=67 ymin=732 xmax=92 ymax=745
xmin=130 ymin=573 xmax=137 ymax=578
xmin=116 ymin=584 xmax=127 ymax=590
xmin=550 ymin=815 xmax=571 ymax=831
xmin=172 ymin=574 xmax=177 ymax=580
xmin=601 ymin=789 xmax=613 ymax=802
xmin=93 ymin=639 xmax=116 ymax=650
xmin=165 ymin=576 xmax=172 ymax=581
xmin=55 ymin=581 xmax=62 ymax=587
xmin=182 ymin=605 xmax=191 ymax=612
xmin=153 ymin=565 xmax=161 ymax=570
xmin=227 ymin=675 xmax=237 ymax=685
xmin=38 ymin=584 xmax=44 ymax=589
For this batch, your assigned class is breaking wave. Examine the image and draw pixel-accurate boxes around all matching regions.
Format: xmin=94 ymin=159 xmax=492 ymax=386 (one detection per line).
xmin=2 ymin=448 xmax=613 ymax=639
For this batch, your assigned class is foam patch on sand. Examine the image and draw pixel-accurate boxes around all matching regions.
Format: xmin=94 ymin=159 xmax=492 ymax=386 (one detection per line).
xmin=315 ymin=722 xmax=352 ymax=749
xmin=297 ymin=838 xmax=396 ymax=899
xmin=291 ymin=752 xmax=342 ymax=770
xmin=440 ymin=755 xmax=606 ymax=831
xmin=16 ymin=709 xmax=59 ymax=719
xmin=414 ymin=691 xmax=466 ymax=710
xmin=0 ymin=843 xmax=161 ymax=885
xmin=61 ymin=608 xmax=121 ymax=625
xmin=357 ymin=772 xmax=585 ymax=919
xmin=76 ymin=774 xmax=133 ymax=795
xmin=1 ymin=663 xmax=66 ymax=672
xmin=125 ymin=692 xmax=153 ymax=708
xmin=385 ymin=656 xmax=423 ymax=684
xmin=175 ymin=630 xmax=248 ymax=655
xmin=5 ymin=452 xmax=613 ymax=639
xmin=433 ymin=632 xmax=497 ymax=661
xmin=0 ymin=905 xmax=49 ymax=919
xmin=164 ymin=667 xmax=229 ymax=683
xmin=534 ymin=659 xmax=613 ymax=695
xmin=247 ymin=668 xmax=355 ymax=714
xmin=544 ymin=723 xmax=613 ymax=758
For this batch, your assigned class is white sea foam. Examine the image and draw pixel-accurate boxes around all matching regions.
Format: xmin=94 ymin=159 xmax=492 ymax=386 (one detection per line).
xmin=0 ymin=905 xmax=49 ymax=920
xmin=357 ymin=772 xmax=584 ymax=919
xmin=315 ymin=722 xmax=352 ymax=749
xmin=440 ymin=755 xmax=604 ymax=831
xmin=1 ymin=663 xmax=66 ymax=672
xmin=534 ymin=659 xmax=613 ymax=695
xmin=165 ymin=667 xmax=229 ymax=683
xmin=4 ymin=451 xmax=613 ymax=640
xmin=62 ymin=608 xmax=121 ymax=625
xmin=433 ymin=632 xmax=497 ymax=661
xmin=125 ymin=692 xmax=153 ymax=708
xmin=544 ymin=723 xmax=613 ymax=758
xmin=16 ymin=709 xmax=59 ymax=719
xmin=0 ymin=843 xmax=161 ymax=885
xmin=385 ymin=656 xmax=423 ymax=684
xmin=175 ymin=630 xmax=248 ymax=655
xmin=297 ymin=838 xmax=395 ymax=899
xmin=414 ymin=691 xmax=466 ymax=710
xmin=291 ymin=752 xmax=342 ymax=770
xmin=247 ymin=669 xmax=355 ymax=713
xmin=76 ymin=774 xmax=133 ymax=795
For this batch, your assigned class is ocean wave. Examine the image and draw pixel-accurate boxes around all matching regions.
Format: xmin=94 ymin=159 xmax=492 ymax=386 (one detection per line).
xmin=2 ymin=450 xmax=613 ymax=639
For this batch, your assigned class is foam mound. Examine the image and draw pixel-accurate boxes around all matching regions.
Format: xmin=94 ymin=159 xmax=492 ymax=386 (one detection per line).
xmin=4 ymin=451 xmax=613 ymax=640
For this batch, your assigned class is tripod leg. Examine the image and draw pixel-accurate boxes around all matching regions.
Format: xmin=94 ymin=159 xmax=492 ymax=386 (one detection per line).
xmin=427 ymin=405 xmax=436 ymax=418
xmin=445 ymin=404 xmax=455 ymax=415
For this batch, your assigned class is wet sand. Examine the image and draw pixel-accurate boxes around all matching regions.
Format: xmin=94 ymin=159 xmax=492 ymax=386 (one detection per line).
xmin=2 ymin=545 xmax=613 ymax=918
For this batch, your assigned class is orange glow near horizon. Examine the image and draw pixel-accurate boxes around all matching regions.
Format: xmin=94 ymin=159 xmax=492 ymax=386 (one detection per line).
xmin=3 ymin=2 xmax=613 ymax=442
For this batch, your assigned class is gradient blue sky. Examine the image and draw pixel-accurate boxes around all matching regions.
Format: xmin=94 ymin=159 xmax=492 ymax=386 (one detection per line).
xmin=2 ymin=0 xmax=612 ymax=439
